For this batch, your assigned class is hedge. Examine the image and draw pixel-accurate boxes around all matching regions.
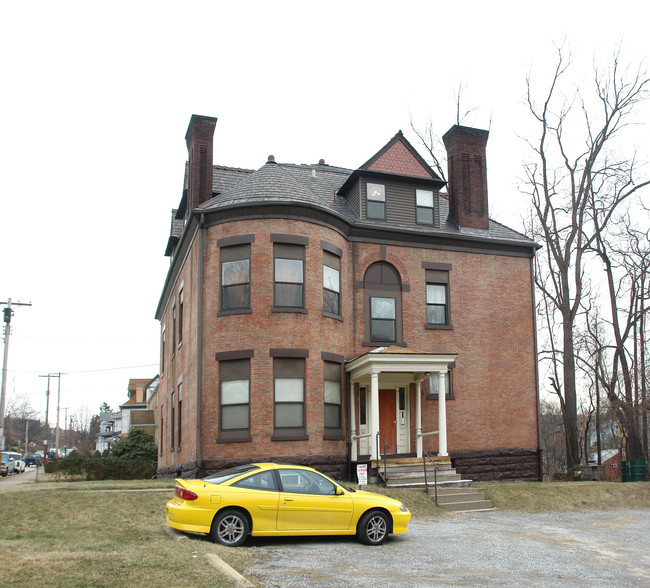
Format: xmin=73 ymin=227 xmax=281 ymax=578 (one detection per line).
xmin=44 ymin=456 xmax=157 ymax=480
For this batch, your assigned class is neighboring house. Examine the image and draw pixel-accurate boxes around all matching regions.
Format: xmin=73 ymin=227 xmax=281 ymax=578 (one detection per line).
xmin=96 ymin=411 xmax=122 ymax=453
xmin=146 ymin=376 xmax=160 ymax=448
xmin=155 ymin=114 xmax=541 ymax=481
xmin=120 ymin=377 xmax=157 ymax=437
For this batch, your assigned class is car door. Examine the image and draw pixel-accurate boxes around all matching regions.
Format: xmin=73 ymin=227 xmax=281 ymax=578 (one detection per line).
xmin=228 ymin=469 xmax=281 ymax=533
xmin=276 ymin=469 xmax=353 ymax=532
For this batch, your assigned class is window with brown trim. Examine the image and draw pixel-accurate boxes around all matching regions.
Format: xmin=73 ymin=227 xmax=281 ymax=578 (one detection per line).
xmin=416 ymin=189 xmax=434 ymax=225
xmin=220 ymin=244 xmax=251 ymax=312
xmin=426 ymin=269 xmax=450 ymax=327
xmin=219 ymin=358 xmax=251 ymax=440
xmin=323 ymin=251 xmax=341 ymax=317
xmin=274 ymin=243 xmax=305 ymax=310
xmin=170 ymin=390 xmax=175 ymax=451
xmin=363 ymin=262 xmax=403 ymax=345
xmin=323 ymin=361 xmax=342 ymax=429
xmin=274 ymin=357 xmax=306 ymax=436
xmin=177 ymin=380 xmax=182 ymax=451
xmin=367 ymin=183 xmax=386 ymax=220
xmin=428 ymin=366 xmax=455 ymax=400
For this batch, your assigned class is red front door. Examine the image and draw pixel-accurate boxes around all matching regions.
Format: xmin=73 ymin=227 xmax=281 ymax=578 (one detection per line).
xmin=379 ymin=389 xmax=397 ymax=454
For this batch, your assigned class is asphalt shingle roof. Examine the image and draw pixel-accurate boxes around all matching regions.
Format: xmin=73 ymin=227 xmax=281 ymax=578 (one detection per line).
xmin=199 ymin=160 xmax=533 ymax=247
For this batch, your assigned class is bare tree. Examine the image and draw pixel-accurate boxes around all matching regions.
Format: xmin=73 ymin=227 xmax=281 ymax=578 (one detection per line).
xmin=523 ymin=45 xmax=649 ymax=471
xmin=589 ymin=222 xmax=650 ymax=459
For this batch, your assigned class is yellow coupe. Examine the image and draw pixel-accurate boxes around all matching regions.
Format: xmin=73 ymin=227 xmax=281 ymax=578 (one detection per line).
xmin=166 ymin=463 xmax=411 ymax=546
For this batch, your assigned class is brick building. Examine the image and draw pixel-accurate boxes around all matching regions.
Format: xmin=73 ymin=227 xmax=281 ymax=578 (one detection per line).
xmin=155 ymin=114 xmax=541 ymax=481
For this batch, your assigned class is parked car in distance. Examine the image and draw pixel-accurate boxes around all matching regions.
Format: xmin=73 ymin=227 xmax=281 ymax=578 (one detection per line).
xmin=24 ymin=453 xmax=43 ymax=467
xmin=1 ymin=452 xmax=16 ymax=477
xmin=8 ymin=452 xmax=25 ymax=474
xmin=166 ymin=463 xmax=411 ymax=547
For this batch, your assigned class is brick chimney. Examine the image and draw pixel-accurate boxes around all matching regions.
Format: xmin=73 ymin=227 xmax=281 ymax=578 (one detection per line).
xmin=185 ymin=114 xmax=218 ymax=210
xmin=442 ymin=125 xmax=489 ymax=230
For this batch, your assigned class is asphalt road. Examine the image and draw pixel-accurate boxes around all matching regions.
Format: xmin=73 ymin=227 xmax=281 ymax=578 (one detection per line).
xmin=242 ymin=510 xmax=650 ymax=587
xmin=0 ymin=465 xmax=39 ymax=491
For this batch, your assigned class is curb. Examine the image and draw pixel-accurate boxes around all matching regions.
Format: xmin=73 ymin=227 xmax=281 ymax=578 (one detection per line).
xmin=205 ymin=553 xmax=255 ymax=587
xmin=164 ymin=525 xmax=254 ymax=586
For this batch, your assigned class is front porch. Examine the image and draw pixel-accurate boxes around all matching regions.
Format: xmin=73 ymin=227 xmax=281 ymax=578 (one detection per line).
xmin=346 ymin=346 xmax=457 ymax=461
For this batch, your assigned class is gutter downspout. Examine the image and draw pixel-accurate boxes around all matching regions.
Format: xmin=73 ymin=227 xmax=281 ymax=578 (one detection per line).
xmin=196 ymin=212 xmax=205 ymax=473
xmin=531 ymin=255 xmax=543 ymax=481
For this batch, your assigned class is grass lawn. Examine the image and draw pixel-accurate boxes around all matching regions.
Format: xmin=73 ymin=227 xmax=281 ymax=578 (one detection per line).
xmin=1 ymin=475 xmax=648 ymax=587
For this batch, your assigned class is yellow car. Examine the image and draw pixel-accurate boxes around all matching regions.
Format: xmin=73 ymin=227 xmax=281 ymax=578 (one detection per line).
xmin=166 ymin=463 xmax=411 ymax=546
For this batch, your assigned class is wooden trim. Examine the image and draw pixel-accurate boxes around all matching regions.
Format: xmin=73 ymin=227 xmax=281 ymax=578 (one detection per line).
xmin=214 ymin=349 xmax=255 ymax=361
xmin=270 ymin=348 xmax=310 ymax=358
xmin=321 ymin=351 xmax=345 ymax=363
xmin=320 ymin=240 xmax=343 ymax=257
xmin=216 ymin=234 xmax=255 ymax=247
xmin=270 ymin=233 xmax=309 ymax=245
xmin=422 ymin=261 xmax=453 ymax=271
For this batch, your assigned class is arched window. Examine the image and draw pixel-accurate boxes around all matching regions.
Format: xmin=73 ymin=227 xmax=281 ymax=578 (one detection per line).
xmin=363 ymin=262 xmax=403 ymax=345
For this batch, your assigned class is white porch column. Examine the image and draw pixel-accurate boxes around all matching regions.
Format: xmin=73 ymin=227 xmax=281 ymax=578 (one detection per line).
xmin=370 ymin=370 xmax=380 ymax=460
xmin=415 ymin=377 xmax=423 ymax=458
xmin=438 ymin=371 xmax=448 ymax=456
xmin=349 ymin=379 xmax=357 ymax=461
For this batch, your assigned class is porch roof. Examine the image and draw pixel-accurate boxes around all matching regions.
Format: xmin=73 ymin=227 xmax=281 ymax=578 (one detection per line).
xmin=345 ymin=346 xmax=457 ymax=381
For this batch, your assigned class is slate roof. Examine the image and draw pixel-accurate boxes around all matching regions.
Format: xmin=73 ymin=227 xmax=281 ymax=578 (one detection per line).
xmin=199 ymin=159 xmax=534 ymax=247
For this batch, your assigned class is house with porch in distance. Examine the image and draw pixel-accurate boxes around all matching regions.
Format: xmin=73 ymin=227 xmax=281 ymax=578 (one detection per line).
xmin=155 ymin=114 xmax=541 ymax=482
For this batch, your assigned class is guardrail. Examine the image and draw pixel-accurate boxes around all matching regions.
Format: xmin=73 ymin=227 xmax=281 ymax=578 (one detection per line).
xmin=422 ymin=450 xmax=440 ymax=506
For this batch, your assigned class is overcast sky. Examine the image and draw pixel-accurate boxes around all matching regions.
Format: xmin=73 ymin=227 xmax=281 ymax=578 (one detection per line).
xmin=1 ymin=1 xmax=648 ymax=429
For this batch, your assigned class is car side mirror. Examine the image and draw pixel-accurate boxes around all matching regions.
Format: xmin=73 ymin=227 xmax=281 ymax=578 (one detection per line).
xmin=335 ymin=487 xmax=343 ymax=496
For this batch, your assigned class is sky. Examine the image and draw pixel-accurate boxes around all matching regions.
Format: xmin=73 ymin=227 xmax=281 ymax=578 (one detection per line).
xmin=1 ymin=1 xmax=649 ymax=431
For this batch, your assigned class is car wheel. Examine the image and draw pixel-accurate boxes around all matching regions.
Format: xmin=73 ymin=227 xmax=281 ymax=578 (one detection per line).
xmin=211 ymin=509 xmax=250 ymax=547
xmin=357 ymin=510 xmax=389 ymax=545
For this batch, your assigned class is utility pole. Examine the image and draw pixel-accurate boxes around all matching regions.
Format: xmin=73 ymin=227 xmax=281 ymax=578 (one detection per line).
xmin=39 ymin=374 xmax=54 ymax=457
xmin=1 ymin=298 xmax=32 ymax=450
xmin=54 ymin=373 xmax=65 ymax=457
xmin=63 ymin=407 xmax=69 ymax=455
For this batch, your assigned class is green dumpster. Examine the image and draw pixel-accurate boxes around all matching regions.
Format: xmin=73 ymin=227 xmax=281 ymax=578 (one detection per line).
xmin=629 ymin=459 xmax=647 ymax=482
xmin=621 ymin=460 xmax=630 ymax=482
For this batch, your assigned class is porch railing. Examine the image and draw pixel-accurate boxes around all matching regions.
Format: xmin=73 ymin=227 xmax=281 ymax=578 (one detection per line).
xmin=422 ymin=450 xmax=440 ymax=506
xmin=376 ymin=431 xmax=390 ymax=483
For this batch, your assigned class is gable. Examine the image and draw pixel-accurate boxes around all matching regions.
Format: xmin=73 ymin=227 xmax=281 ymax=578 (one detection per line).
xmin=365 ymin=138 xmax=434 ymax=178
xmin=360 ymin=131 xmax=441 ymax=180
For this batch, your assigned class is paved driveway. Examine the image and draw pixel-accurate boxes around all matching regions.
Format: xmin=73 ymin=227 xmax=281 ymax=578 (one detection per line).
xmin=243 ymin=510 xmax=650 ymax=587
xmin=0 ymin=466 xmax=37 ymax=491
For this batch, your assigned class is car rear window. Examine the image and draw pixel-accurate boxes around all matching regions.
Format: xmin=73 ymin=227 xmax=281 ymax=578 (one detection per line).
xmin=203 ymin=464 xmax=260 ymax=485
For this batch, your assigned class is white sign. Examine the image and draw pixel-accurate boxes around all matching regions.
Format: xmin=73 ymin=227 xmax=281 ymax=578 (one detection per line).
xmin=357 ymin=463 xmax=368 ymax=486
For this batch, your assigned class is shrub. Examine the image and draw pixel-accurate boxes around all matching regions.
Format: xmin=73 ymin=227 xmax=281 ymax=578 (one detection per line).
xmin=46 ymin=456 xmax=156 ymax=480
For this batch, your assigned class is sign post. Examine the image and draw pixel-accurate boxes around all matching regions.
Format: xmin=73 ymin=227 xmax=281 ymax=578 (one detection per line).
xmin=356 ymin=463 xmax=368 ymax=486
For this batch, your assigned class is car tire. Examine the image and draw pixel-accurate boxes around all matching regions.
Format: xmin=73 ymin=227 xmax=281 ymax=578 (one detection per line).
xmin=357 ymin=510 xmax=390 ymax=545
xmin=211 ymin=509 xmax=250 ymax=547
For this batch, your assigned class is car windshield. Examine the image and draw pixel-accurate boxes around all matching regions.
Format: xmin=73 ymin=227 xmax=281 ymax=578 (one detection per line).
xmin=203 ymin=464 xmax=260 ymax=485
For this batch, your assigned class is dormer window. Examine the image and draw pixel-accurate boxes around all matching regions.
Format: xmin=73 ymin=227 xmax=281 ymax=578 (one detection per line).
xmin=416 ymin=189 xmax=434 ymax=225
xmin=366 ymin=183 xmax=385 ymax=220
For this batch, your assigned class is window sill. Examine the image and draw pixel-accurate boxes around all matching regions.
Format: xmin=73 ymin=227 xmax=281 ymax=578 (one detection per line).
xmin=217 ymin=435 xmax=252 ymax=444
xmin=271 ymin=434 xmax=309 ymax=441
xmin=218 ymin=308 xmax=252 ymax=317
xmin=362 ymin=340 xmax=406 ymax=348
xmin=426 ymin=393 xmax=455 ymax=401
xmin=425 ymin=323 xmax=453 ymax=330
xmin=323 ymin=432 xmax=345 ymax=441
xmin=322 ymin=311 xmax=343 ymax=322
xmin=272 ymin=308 xmax=308 ymax=314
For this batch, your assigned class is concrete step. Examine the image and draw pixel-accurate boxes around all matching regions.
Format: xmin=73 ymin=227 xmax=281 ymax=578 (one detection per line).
xmin=438 ymin=500 xmax=496 ymax=512
xmin=434 ymin=490 xmax=486 ymax=504
xmin=385 ymin=478 xmax=473 ymax=489
xmin=426 ymin=485 xmax=495 ymax=512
